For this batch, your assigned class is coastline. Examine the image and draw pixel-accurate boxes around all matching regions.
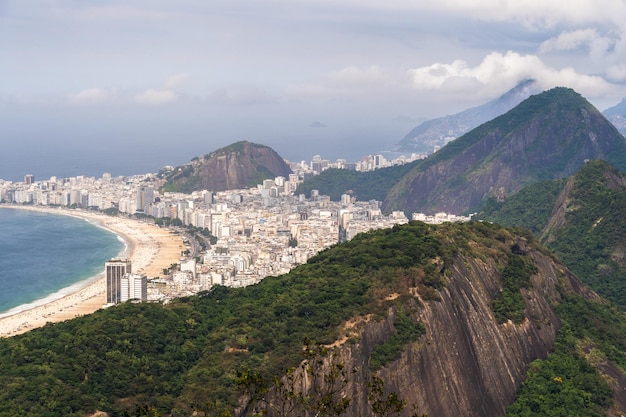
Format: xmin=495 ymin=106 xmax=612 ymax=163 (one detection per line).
xmin=0 ymin=206 xmax=184 ymax=337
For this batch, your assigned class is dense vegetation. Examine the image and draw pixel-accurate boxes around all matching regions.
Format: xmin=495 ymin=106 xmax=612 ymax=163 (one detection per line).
xmin=1 ymin=219 xmax=624 ymax=416
xmin=295 ymin=160 xmax=421 ymax=202
xmin=546 ymin=161 xmax=626 ymax=308
xmin=478 ymin=160 xmax=626 ymax=309
xmin=0 ymin=221 xmax=468 ymax=417
xmin=492 ymin=254 xmax=537 ymax=324
xmin=477 ymin=179 xmax=567 ymax=235
xmin=506 ymin=295 xmax=626 ymax=416
xmin=369 ymin=308 xmax=426 ymax=371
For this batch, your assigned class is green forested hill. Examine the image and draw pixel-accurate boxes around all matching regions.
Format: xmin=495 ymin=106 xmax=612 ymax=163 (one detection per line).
xmin=383 ymin=87 xmax=626 ymax=215
xmin=478 ymin=160 xmax=626 ymax=309
xmin=0 ymin=221 xmax=625 ymax=417
xmin=0 ymin=221 xmax=449 ymax=416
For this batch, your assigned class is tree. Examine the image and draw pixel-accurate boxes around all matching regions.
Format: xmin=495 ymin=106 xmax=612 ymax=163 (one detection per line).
xmin=368 ymin=376 xmax=404 ymax=417
xmin=236 ymin=339 xmax=353 ymax=417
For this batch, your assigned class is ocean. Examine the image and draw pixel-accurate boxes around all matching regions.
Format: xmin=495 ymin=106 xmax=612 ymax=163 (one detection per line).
xmin=0 ymin=208 xmax=124 ymax=316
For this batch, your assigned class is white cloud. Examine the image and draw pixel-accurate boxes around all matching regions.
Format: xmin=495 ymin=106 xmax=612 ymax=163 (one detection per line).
xmin=68 ymin=88 xmax=118 ymax=105
xmin=539 ymin=28 xmax=617 ymax=57
xmin=606 ymin=65 xmax=626 ymax=82
xmin=163 ymin=73 xmax=189 ymax=90
xmin=408 ymin=51 xmax=615 ymax=100
xmin=369 ymin=0 xmax=626 ymax=28
xmin=133 ymin=89 xmax=178 ymax=105
xmin=287 ymin=66 xmax=401 ymax=99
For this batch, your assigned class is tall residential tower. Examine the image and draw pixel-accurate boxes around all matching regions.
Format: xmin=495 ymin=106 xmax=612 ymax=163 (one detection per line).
xmin=105 ymin=258 xmax=131 ymax=305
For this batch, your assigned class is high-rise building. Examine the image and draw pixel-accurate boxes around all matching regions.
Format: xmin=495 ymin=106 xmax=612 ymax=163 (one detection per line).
xmin=136 ymin=186 xmax=154 ymax=213
xmin=120 ymin=273 xmax=147 ymax=302
xmin=105 ymin=258 xmax=131 ymax=305
xmin=24 ymin=174 xmax=34 ymax=185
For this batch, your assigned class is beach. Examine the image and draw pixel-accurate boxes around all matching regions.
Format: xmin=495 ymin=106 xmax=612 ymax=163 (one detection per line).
xmin=0 ymin=207 xmax=184 ymax=337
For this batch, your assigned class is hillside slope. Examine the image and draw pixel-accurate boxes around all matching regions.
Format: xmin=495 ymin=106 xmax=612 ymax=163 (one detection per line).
xmin=160 ymin=141 xmax=292 ymax=193
xmin=0 ymin=222 xmax=623 ymax=417
xmin=478 ymin=159 xmax=626 ymax=310
xmin=383 ymin=87 xmax=626 ymax=215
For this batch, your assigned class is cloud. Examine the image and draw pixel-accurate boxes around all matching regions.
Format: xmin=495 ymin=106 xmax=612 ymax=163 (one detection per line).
xmin=539 ymin=28 xmax=617 ymax=57
xmin=133 ymin=89 xmax=178 ymax=105
xmin=204 ymin=85 xmax=278 ymax=106
xmin=163 ymin=73 xmax=189 ymax=90
xmin=310 ymin=121 xmax=327 ymax=128
xmin=53 ymin=5 xmax=172 ymax=20
xmin=606 ymin=65 xmax=626 ymax=82
xmin=408 ymin=51 xmax=615 ymax=100
xmin=287 ymin=66 xmax=401 ymax=99
xmin=398 ymin=0 xmax=626 ymax=29
xmin=68 ymin=88 xmax=118 ymax=105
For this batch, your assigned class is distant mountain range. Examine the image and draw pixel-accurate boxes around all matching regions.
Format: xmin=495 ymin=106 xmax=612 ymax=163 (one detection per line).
xmin=383 ymin=87 xmax=626 ymax=215
xmin=603 ymin=98 xmax=626 ymax=136
xmin=396 ymin=79 xmax=542 ymax=153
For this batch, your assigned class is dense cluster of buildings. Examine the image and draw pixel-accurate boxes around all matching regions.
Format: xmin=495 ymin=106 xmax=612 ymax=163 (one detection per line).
xmin=1 ymin=153 xmax=471 ymax=304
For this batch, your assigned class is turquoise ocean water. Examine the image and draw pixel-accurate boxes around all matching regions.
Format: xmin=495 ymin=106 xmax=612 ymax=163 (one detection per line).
xmin=0 ymin=208 xmax=124 ymax=316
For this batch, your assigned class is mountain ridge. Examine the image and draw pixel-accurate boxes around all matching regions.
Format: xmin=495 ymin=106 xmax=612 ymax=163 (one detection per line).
xmin=397 ymin=79 xmax=541 ymax=153
xmin=383 ymin=87 xmax=626 ymax=215
xmin=478 ymin=159 xmax=626 ymax=310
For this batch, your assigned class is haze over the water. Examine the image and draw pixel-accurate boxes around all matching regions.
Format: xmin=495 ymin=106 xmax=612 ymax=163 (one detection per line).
xmin=2 ymin=1 xmax=626 ymax=181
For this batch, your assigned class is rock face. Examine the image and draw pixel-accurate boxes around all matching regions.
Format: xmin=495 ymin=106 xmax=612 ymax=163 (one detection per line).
xmin=300 ymin=240 xmax=595 ymax=417
xmin=161 ymin=141 xmax=292 ymax=193
xmin=383 ymin=87 xmax=626 ymax=215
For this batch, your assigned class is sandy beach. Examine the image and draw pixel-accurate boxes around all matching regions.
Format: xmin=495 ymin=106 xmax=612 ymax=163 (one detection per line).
xmin=0 ymin=207 xmax=184 ymax=337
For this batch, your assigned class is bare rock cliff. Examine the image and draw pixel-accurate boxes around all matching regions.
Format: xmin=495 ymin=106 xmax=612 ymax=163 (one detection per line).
xmin=328 ymin=245 xmax=591 ymax=417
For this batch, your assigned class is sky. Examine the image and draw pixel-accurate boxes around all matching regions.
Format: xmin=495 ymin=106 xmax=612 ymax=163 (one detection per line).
xmin=2 ymin=0 xmax=626 ymax=180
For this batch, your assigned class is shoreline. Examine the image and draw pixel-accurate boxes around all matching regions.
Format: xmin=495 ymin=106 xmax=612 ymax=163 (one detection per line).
xmin=0 ymin=206 xmax=184 ymax=337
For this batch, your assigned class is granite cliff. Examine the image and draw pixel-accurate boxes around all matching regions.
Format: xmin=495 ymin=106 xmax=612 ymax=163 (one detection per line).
xmin=232 ymin=223 xmax=616 ymax=417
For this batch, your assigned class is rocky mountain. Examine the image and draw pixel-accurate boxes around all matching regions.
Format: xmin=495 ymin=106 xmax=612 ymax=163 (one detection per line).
xmin=603 ymin=98 xmax=626 ymax=136
xmin=1 ymin=221 xmax=625 ymax=417
xmin=383 ymin=87 xmax=626 ymax=215
xmin=396 ymin=79 xmax=541 ymax=153
xmin=160 ymin=141 xmax=292 ymax=193
xmin=478 ymin=159 xmax=626 ymax=310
